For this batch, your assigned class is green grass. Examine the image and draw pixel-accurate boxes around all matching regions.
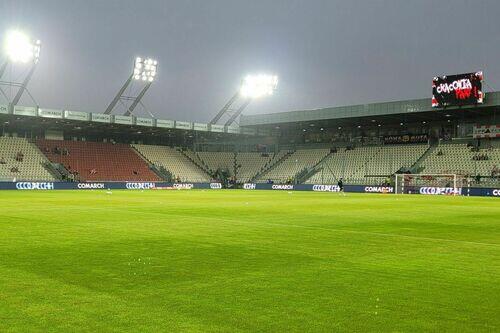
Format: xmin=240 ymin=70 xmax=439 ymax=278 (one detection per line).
xmin=0 ymin=190 xmax=499 ymax=332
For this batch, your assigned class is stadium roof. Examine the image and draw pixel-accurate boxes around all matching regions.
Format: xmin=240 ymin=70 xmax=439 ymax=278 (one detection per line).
xmin=240 ymin=91 xmax=500 ymax=127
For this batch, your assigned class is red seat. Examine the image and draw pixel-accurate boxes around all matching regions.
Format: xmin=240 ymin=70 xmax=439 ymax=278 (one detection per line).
xmin=36 ymin=140 xmax=161 ymax=182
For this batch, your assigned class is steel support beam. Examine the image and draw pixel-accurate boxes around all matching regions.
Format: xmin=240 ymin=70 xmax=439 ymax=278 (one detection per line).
xmin=209 ymin=92 xmax=240 ymax=125
xmin=0 ymin=61 xmax=8 ymax=79
xmin=104 ymin=74 xmax=133 ymax=114
xmin=224 ymin=98 xmax=251 ymax=127
xmin=124 ymin=82 xmax=152 ymax=116
xmin=12 ymin=63 xmax=37 ymax=106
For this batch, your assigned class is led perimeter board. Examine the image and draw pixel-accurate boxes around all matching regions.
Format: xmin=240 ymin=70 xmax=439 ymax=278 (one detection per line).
xmin=432 ymin=71 xmax=484 ymax=108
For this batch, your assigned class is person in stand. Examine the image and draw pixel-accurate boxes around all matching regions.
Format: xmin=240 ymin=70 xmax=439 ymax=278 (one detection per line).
xmin=337 ymin=178 xmax=345 ymax=196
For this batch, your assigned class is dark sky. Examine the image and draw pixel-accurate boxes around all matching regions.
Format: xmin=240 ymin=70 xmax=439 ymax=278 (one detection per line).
xmin=1 ymin=0 xmax=499 ymax=122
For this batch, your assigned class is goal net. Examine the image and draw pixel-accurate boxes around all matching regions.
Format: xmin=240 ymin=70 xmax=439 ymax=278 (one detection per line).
xmin=394 ymin=174 xmax=465 ymax=195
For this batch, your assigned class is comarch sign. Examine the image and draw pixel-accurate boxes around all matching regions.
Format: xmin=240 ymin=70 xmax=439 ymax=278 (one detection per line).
xmin=77 ymin=183 xmax=105 ymax=189
xmin=364 ymin=186 xmax=394 ymax=193
xmin=243 ymin=183 xmax=256 ymax=190
xmin=173 ymin=183 xmax=194 ymax=190
xmin=419 ymin=187 xmax=462 ymax=195
xmin=210 ymin=183 xmax=222 ymax=189
xmin=272 ymin=184 xmax=294 ymax=190
xmin=16 ymin=182 xmax=54 ymax=190
xmin=125 ymin=182 xmax=156 ymax=190
xmin=312 ymin=185 xmax=340 ymax=192
xmin=492 ymin=189 xmax=500 ymax=197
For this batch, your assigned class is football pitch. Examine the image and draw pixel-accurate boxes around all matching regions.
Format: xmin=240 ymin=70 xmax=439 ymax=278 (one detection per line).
xmin=0 ymin=190 xmax=498 ymax=332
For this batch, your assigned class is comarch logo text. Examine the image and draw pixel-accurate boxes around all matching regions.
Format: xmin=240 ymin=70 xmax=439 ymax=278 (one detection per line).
xmin=16 ymin=182 xmax=54 ymax=190
xmin=210 ymin=183 xmax=222 ymax=189
xmin=313 ymin=185 xmax=340 ymax=192
xmin=126 ymin=182 xmax=156 ymax=190
xmin=492 ymin=189 xmax=500 ymax=196
xmin=419 ymin=187 xmax=462 ymax=195
xmin=173 ymin=183 xmax=194 ymax=190
xmin=364 ymin=186 xmax=394 ymax=193
xmin=77 ymin=183 xmax=105 ymax=189
xmin=272 ymin=184 xmax=294 ymax=190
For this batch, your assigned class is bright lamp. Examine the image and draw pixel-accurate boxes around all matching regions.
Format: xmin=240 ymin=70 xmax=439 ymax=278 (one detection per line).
xmin=133 ymin=57 xmax=157 ymax=82
xmin=4 ymin=30 xmax=41 ymax=63
xmin=240 ymin=74 xmax=278 ymax=98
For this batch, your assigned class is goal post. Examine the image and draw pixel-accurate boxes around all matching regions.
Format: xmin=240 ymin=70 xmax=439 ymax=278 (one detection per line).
xmin=394 ymin=174 xmax=464 ymax=195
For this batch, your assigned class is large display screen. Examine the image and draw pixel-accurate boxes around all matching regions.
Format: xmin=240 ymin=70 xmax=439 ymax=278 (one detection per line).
xmin=432 ymin=71 xmax=483 ymax=108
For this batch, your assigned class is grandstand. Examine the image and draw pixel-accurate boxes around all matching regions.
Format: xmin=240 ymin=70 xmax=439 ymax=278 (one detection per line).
xmin=37 ymin=140 xmax=160 ymax=182
xmin=0 ymin=137 xmax=55 ymax=181
xmin=133 ymin=144 xmax=210 ymax=182
xmin=419 ymin=143 xmax=500 ymax=176
xmin=306 ymin=144 xmax=429 ymax=184
xmin=256 ymin=149 xmax=330 ymax=183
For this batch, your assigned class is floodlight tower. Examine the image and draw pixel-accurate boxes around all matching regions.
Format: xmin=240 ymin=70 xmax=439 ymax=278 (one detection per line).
xmin=209 ymin=73 xmax=278 ymax=126
xmin=104 ymin=57 xmax=157 ymax=116
xmin=0 ymin=30 xmax=41 ymax=106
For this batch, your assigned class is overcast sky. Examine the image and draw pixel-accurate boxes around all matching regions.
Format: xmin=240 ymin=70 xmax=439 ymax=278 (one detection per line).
xmin=0 ymin=0 xmax=499 ymax=122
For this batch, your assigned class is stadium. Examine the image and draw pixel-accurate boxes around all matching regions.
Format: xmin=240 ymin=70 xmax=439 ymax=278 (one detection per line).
xmin=1 ymin=4 xmax=500 ymax=332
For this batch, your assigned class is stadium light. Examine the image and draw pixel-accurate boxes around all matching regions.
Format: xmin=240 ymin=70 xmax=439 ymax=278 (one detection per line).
xmin=240 ymin=74 xmax=278 ymax=99
xmin=4 ymin=30 xmax=41 ymax=64
xmin=133 ymin=57 xmax=157 ymax=82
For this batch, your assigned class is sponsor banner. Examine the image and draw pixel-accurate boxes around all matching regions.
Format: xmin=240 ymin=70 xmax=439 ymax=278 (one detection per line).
xmin=364 ymin=186 xmax=394 ymax=193
xmin=209 ymin=124 xmax=224 ymax=133
xmin=126 ymin=182 xmax=156 ymax=190
xmin=243 ymin=183 xmax=256 ymax=190
xmin=156 ymin=119 xmax=175 ymax=128
xmin=313 ymin=184 xmax=340 ymax=192
xmin=210 ymin=183 xmax=222 ymax=189
xmin=473 ymin=125 xmax=500 ymax=139
xmin=193 ymin=123 xmax=209 ymax=131
xmin=64 ymin=110 xmax=90 ymax=121
xmin=38 ymin=108 xmax=63 ymax=119
xmin=0 ymin=104 xmax=9 ymax=114
xmin=432 ymin=71 xmax=484 ymax=108
xmin=175 ymin=121 xmax=193 ymax=130
xmin=173 ymin=183 xmax=194 ymax=190
xmin=77 ymin=183 xmax=105 ymax=189
xmin=16 ymin=182 xmax=55 ymax=190
xmin=493 ymin=189 xmax=500 ymax=197
xmin=13 ymin=106 xmax=37 ymax=117
xmin=135 ymin=117 xmax=154 ymax=127
xmin=272 ymin=184 xmax=294 ymax=190
xmin=419 ymin=187 xmax=462 ymax=195
xmin=114 ymin=115 xmax=133 ymax=125
xmin=383 ymin=134 xmax=428 ymax=145
xmin=91 ymin=113 xmax=111 ymax=123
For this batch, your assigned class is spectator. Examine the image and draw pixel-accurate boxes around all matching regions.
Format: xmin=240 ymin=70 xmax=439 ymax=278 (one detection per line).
xmin=0 ymin=157 xmax=5 ymax=164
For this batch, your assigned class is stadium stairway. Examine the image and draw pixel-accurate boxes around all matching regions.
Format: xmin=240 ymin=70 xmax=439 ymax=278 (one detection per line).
xmin=250 ymin=150 xmax=292 ymax=182
xmin=37 ymin=140 xmax=161 ymax=182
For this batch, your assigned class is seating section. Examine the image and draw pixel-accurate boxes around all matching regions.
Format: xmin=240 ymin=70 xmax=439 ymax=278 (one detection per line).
xmin=420 ymin=143 xmax=500 ymax=176
xmin=197 ymin=152 xmax=235 ymax=174
xmin=133 ymin=144 xmax=210 ymax=182
xmin=37 ymin=140 xmax=160 ymax=182
xmin=0 ymin=137 xmax=55 ymax=181
xmin=187 ymin=151 xmax=289 ymax=182
xmin=257 ymin=149 xmax=330 ymax=183
xmin=306 ymin=145 xmax=428 ymax=184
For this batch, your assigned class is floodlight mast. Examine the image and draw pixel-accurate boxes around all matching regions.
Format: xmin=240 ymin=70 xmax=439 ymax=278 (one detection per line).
xmin=209 ymin=73 xmax=278 ymax=126
xmin=104 ymin=57 xmax=157 ymax=116
xmin=0 ymin=30 xmax=41 ymax=106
